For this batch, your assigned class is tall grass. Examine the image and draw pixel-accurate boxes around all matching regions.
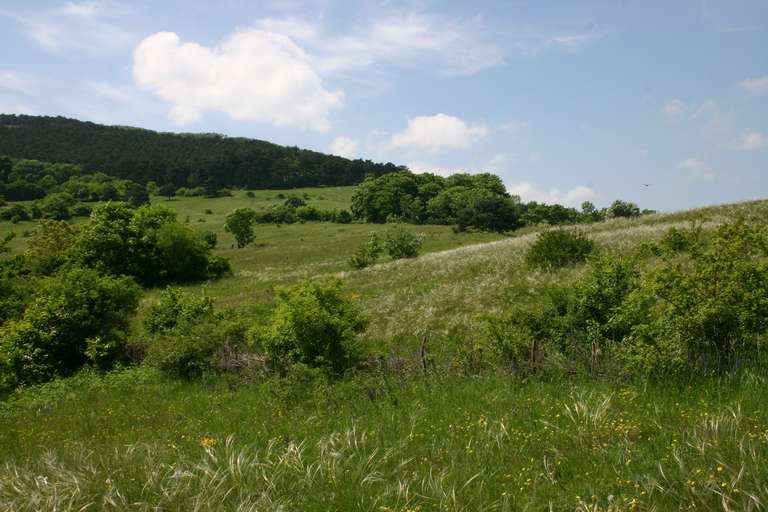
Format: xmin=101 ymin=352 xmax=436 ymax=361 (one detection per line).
xmin=2 ymin=369 xmax=768 ymax=510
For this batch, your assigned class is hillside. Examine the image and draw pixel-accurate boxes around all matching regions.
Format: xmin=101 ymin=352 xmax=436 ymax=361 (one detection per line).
xmin=2 ymin=197 xmax=768 ymax=510
xmin=0 ymin=115 xmax=405 ymax=189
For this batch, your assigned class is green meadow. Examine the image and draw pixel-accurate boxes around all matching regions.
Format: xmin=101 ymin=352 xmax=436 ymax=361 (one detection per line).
xmin=1 ymin=192 xmax=768 ymax=511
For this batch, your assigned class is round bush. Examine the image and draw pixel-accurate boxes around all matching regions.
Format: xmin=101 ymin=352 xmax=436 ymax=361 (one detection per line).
xmin=526 ymin=228 xmax=595 ymax=269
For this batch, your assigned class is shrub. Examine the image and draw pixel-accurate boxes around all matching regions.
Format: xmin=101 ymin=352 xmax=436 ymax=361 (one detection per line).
xmin=252 ymin=279 xmax=367 ymax=375
xmin=384 ymin=225 xmax=424 ymax=259
xmin=349 ymin=232 xmax=382 ymax=269
xmin=0 ymin=267 xmax=141 ymax=393
xmin=245 ymin=191 xmax=255 ymax=198
xmin=620 ymin=222 xmax=768 ymax=373
xmin=145 ymin=315 xmax=247 ymax=380
xmin=606 ymin=200 xmax=640 ymax=219
xmin=144 ymin=287 xmax=216 ymax=335
xmin=659 ymin=224 xmax=703 ymax=254
xmin=25 ymin=220 xmax=78 ymax=275
xmin=199 ymin=230 xmax=217 ymax=249
xmin=225 ymin=208 xmax=256 ymax=248
xmin=335 ymin=209 xmax=352 ymax=224
xmin=284 ymin=195 xmax=306 ymax=208
xmin=0 ymin=232 xmax=14 ymax=254
xmin=296 ymin=205 xmax=321 ymax=221
xmin=154 ymin=223 xmax=212 ymax=282
xmin=73 ymin=203 xmax=227 ymax=285
xmin=0 ymin=205 xmax=30 ymax=222
xmin=525 ymin=229 xmax=595 ymax=269
xmin=141 ymin=289 xmax=248 ymax=379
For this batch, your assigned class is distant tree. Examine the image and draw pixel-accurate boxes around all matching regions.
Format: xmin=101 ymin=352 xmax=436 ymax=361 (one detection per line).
xmin=225 ymin=208 xmax=256 ymax=248
xmin=580 ymin=201 xmax=604 ymax=222
xmin=73 ymin=203 xmax=225 ymax=285
xmin=37 ymin=192 xmax=76 ymax=220
xmin=456 ymin=195 xmax=522 ymax=232
xmin=123 ymin=180 xmax=150 ymax=207
xmin=284 ymin=195 xmax=306 ymax=208
xmin=158 ymin=183 xmax=176 ymax=201
xmin=607 ymin=200 xmax=640 ymax=219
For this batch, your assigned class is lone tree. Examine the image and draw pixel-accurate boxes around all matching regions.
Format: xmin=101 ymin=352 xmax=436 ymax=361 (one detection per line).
xmin=158 ymin=183 xmax=176 ymax=201
xmin=225 ymin=208 xmax=256 ymax=248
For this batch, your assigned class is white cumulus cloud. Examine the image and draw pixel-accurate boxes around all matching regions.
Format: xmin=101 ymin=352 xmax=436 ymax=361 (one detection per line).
xmin=132 ymin=30 xmax=343 ymax=130
xmin=329 ymin=136 xmax=359 ymax=159
xmin=739 ymin=76 xmax=768 ymax=95
xmin=387 ymin=114 xmax=488 ymax=153
xmin=506 ymin=183 xmax=595 ymax=207
xmin=727 ymin=131 xmax=768 ymax=151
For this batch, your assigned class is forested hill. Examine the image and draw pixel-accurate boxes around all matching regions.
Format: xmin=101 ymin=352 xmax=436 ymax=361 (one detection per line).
xmin=0 ymin=115 xmax=404 ymax=189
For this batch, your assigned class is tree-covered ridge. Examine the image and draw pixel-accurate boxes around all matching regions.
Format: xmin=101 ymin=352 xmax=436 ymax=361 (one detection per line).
xmin=0 ymin=115 xmax=405 ymax=189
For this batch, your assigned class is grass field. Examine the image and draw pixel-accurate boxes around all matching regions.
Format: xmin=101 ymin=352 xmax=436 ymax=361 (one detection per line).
xmin=1 ymin=193 xmax=768 ymax=510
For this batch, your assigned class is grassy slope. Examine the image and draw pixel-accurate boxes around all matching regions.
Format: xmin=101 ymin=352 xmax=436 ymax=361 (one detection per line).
xmin=1 ymin=197 xmax=768 ymax=510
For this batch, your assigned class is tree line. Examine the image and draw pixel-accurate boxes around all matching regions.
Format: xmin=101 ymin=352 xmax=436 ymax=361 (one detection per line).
xmin=0 ymin=115 xmax=404 ymax=189
xmin=350 ymin=171 xmax=652 ymax=232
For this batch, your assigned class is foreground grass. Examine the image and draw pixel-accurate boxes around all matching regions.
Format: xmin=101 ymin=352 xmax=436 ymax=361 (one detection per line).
xmin=1 ymin=368 xmax=767 ymax=511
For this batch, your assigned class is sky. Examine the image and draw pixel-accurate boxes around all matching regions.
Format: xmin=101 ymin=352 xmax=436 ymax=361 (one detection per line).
xmin=1 ymin=0 xmax=767 ymax=211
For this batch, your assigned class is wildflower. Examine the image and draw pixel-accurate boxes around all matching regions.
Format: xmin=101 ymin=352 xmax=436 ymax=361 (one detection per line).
xmin=200 ymin=436 xmax=218 ymax=448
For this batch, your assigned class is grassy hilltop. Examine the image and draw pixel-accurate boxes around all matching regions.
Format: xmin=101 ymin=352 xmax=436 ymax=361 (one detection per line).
xmin=1 ymin=193 xmax=768 ymax=510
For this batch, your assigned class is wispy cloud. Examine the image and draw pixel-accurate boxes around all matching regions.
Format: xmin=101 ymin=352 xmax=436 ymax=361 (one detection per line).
xmin=661 ymin=99 xmax=685 ymax=119
xmin=739 ymin=76 xmax=768 ymax=96
xmin=727 ymin=131 xmax=768 ymax=151
xmin=252 ymin=10 xmax=600 ymax=77
xmin=0 ymin=71 xmax=36 ymax=93
xmin=679 ymin=158 xmax=717 ymax=182
xmin=256 ymin=12 xmax=505 ymax=76
xmin=7 ymin=1 xmax=136 ymax=58
xmin=506 ymin=182 xmax=595 ymax=207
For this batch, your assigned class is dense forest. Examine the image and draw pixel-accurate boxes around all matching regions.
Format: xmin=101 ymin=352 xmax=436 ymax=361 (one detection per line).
xmin=0 ymin=115 xmax=404 ymax=189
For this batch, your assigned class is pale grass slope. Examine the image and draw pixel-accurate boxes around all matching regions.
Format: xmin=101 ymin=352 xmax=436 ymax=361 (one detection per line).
xmin=347 ymin=199 xmax=768 ymax=357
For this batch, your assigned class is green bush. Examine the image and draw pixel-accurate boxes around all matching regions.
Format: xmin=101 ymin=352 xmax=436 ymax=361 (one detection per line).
xmin=143 ymin=287 xmax=216 ymax=335
xmin=0 ymin=267 xmax=141 ymax=393
xmin=0 ymin=232 xmax=14 ymax=254
xmin=335 ymin=209 xmax=353 ymax=224
xmin=73 ymin=203 xmax=226 ymax=285
xmin=619 ymin=222 xmax=768 ymax=373
xmin=252 ymin=279 xmax=367 ymax=375
xmin=224 ymin=208 xmax=256 ymax=248
xmin=25 ymin=220 xmax=78 ymax=275
xmin=525 ymin=229 xmax=595 ymax=269
xmin=384 ymin=225 xmax=424 ymax=259
xmin=141 ymin=288 xmax=248 ymax=379
xmin=198 ymin=230 xmax=217 ymax=249
xmin=606 ymin=200 xmax=640 ymax=219
xmin=349 ymin=232 xmax=382 ymax=269
xmin=144 ymin=316 xmax=241 ymax=380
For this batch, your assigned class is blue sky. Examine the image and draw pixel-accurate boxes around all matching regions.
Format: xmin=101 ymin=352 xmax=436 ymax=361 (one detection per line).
xmin=1 ymin=0 xmax=766 ymax=210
